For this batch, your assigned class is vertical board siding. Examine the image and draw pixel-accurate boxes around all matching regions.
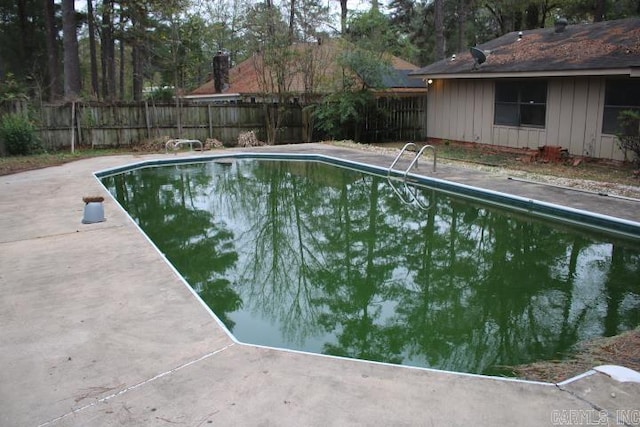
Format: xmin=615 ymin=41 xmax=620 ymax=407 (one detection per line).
xmin=463 ymin=81 xmax=474 ymax=141
xmin=429 ymin=81 xmax=443 ymax=138
xmin=449 ymin=81 xmax=460 ymax=139
xmin=583 ymin=78 xmax=602 ymax=157
xmin=557 ymin=79 xmax=575 ymax=146
xmin=425 ymin=77 xmax=625 ymax=160
xmin=569 ymin=79 xmax=589 ymax=156
xmin=546 ymin=80 xmax=562 ymax=146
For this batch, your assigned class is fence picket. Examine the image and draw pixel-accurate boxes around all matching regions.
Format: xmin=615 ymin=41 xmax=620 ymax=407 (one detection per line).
xmin=0 ymin=97 xmax=427 ymax=150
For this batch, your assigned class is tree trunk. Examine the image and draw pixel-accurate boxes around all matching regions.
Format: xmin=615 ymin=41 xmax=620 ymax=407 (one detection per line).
xmin=43 ymin=0 xmax=62 ymax=100
xmin=119 ymin=11 xmax=126 ymax=99
xmin=120 ymin=39 xmax=126 ymax=99
xmin=131 ymin=8 xmax=144 ymax=102
xmin=87 ymin=0 xmax=99 ymax=98
xmin=289 ymin=0 xmax=296 ymax=42
xmin=132 ymin=44 xmax=143 ymax=101
xmin=101 ymin=0 xmax=116 ymax=100
xmin=340 ymin=0 xmax=348 ymax=34
xmin=62 ymin=0 xmax=81 ymax=99
xmin=593 ymin=0 xmax=606 ymax=21
xmin=457 ymin=0 xmax=469 ymax=52
xmin=434 ymin=0 xmax=445 ymax=59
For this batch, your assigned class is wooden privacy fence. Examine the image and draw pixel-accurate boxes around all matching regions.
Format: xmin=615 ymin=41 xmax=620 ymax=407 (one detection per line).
xmin=11 ymin=97 xmax=427 ymax=150
xmin=36 ymin=101 xmax=304 ymax=149
xmin=361 ymin=96 xmax=428 ymax=143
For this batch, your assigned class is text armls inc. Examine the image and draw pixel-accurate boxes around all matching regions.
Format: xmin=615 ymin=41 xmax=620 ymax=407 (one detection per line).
xmin=552 ymin=409 xmax=640 ymax=425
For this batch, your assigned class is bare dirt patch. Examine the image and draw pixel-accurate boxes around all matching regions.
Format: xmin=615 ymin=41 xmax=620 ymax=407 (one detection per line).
xmin=0 ymin=148 xmax=134 ymax=176
xmin=510 ymin=328 xmax=640 ymax=383
xmin=336 ymin=140 xmax=640 ymax=199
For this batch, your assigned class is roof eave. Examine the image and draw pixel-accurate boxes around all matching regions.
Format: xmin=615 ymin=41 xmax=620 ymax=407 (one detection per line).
xmin=413 ymin=67 xmax=640 ymax=80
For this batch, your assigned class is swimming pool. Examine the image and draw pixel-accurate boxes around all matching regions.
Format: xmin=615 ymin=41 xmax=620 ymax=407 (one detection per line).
xmin=99 ymin=154 xmax=640 ymax=377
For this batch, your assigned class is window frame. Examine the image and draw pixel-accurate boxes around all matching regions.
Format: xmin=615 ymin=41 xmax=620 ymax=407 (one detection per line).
xmin=494 ymin=80 xmax=548 ymax=128
xmin=602 ymin=78 xmax=640 ymax=136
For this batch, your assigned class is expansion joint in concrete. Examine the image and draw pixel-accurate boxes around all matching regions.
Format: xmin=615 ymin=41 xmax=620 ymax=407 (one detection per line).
xmin=37 ymin=343 xmax=236 ymax=427
xmin=0 ymin=224 xmax=127 ymax=246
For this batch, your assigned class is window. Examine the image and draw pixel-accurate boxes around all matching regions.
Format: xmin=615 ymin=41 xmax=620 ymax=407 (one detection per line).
xmin=602 ymin=79 xmax=640 ymax=135
xmin=494 ymin=80 xmax=547 ymax=127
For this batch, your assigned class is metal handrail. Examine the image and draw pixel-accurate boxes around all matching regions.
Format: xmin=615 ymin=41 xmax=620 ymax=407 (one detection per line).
xmin=387 ymin=142 xmax=418 ymax=177
xmin=404 ymin=182 xmax=433 ymax=211
xmin=387 ymin=176 xmax=414 ymax=205
xmin=386 ymin=176 xmax=433 ymax=211
xmin=165 ymin=139 xmax=204 ymax=153
xmin=403 ymin=144 xmax=436 ymax=179
xmin=386 ymin=142 xmax=436 ymax=210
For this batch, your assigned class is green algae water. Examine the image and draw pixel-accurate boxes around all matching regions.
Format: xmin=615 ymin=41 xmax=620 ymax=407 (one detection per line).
xmin=101 ymin=159 xmax=640 ymax=377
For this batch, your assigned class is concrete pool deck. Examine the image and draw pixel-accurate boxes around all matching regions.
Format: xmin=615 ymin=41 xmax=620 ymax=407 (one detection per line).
xmin=1 ymin=143 xmax=639 ymax=426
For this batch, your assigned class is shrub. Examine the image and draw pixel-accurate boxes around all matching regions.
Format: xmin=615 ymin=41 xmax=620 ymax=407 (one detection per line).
xmin=147 ymin=87 xmax=174 ymax=102
xmin=313 ymin=90 xmax=374 ymax=141
xmin=616 ymin=110 xmax=640 ymax=166
xmin=0 ymin=113 xmax=41 ymax=156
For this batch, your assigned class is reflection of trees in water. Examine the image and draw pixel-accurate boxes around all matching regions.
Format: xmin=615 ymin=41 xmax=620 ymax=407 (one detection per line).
xmin=102 ymin=164 xmax=241 ymax=329
xmin=314 ymin=176 xmax=407 ymax=364
xmin=217 ymin=161 xmax=334 ymax=345
xmin=102 ymin=160 xmax=640 ymax=375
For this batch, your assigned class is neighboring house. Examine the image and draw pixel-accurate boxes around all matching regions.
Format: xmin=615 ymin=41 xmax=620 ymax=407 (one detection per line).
xmin=412 ymin=18 xmax=640 ymax=161
xmin=185 ymin=40 xmax=427 ymax=104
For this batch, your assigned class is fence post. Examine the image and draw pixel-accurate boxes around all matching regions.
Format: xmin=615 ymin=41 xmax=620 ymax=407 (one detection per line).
xmin=208 ymin=104 xmax=213 ymax=139
xmin=77 ymin=102 xmax=83 ymax=147
xmin=144 ymin=101 xmax=151 ymax=139
xmin=70 ymin=101 xmax=76 ymax=153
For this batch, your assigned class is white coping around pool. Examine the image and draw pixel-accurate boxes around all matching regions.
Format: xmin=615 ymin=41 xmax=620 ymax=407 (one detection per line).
xmin=1 ymin=144 xmax=639 ymax=427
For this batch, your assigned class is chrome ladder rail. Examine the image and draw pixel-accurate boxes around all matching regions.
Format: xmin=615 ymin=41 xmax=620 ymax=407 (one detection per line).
xmin=165 ymin=139 xmax=204 ymax=153
xmin=387 ymin=142 xmax=418 ymax=177
xmin=387 ymin=176 xmax=433 ymax=211
xmin=387 ymin=142 xmax=436 ymax=211
xmin=387 ymin=143 xmax=436 ymax=178
xmin=403 ymin=144 xmax=436 ymax=179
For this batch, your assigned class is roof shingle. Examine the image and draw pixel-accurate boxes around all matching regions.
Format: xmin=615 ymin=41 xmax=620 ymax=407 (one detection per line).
xmin=412 ymin=18 xmax=640 ymax=77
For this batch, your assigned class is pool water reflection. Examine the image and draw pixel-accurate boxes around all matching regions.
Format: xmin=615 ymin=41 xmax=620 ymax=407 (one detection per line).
xmin=101 ymin=159 xmax=640 ymax=377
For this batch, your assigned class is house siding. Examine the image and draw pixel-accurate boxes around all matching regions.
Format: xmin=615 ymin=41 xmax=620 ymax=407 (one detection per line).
xmin=426 ymin=77 xmax=625 ymax=160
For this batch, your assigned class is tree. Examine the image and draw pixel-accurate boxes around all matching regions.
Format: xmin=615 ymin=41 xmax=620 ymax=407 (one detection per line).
xmin=43 ymin=0 xmax=62 ymax=100
xmin=314 ymin=11 xmax=397 ymax=141
xmin=616 ymin=110 xmax=640 ymax=165
xmin=434 ymin=0 xmax=445 ymax=59
xmin=198 ymin=0 xmax=249 ymax=65
xmin=337 ymin=0 xmax=349 ymax=34
xmin=62 ymin=0 xmax=81 ymax=99
xmin=100 ymin=0 xmax=116 ymax=100
xmin=245 ymin=2 xmax=297 ymax=144
xmin=86 ymin=0 xmax=99 ymax=98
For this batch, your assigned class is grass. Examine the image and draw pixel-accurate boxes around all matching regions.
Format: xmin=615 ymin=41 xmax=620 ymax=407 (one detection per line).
xmin=371 ymin=140 xmax=640 ymax=187
xmin=0 ymin=148 xmax=136 ymax=176
xmin=3 ymin=141 xmax=639 ymax=187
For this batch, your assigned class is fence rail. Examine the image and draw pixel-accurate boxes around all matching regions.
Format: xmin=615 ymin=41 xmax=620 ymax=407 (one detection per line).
xmin=1 ymin=97 xmax=427 ymax=150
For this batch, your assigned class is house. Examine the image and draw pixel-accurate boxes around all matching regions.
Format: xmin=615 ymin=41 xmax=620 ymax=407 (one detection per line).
xmin=411 ymin=18 xmax=640 ymax=161
xmin=185 ymin=40 xmax=428 ymax=104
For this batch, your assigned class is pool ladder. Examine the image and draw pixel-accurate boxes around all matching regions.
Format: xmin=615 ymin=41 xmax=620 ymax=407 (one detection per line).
xmin=388 ymin=142 xmax=436 ymax=177
xmin=386 ymin=142 xmax=436 ymax=211
xmin=165 ymin=139 xmax=203 ymax=153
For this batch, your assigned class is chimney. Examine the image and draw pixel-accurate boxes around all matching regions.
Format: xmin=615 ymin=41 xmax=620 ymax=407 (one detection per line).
xmin=554 ymin=18 xmax=568 ymax=33
xmin=213 ymin=51 xmax=230 ymax=93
